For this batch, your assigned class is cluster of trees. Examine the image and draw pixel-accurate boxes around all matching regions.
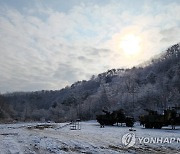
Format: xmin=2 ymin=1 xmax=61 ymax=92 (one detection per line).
xmin=0 ymin=43 xmax=180 ymax=122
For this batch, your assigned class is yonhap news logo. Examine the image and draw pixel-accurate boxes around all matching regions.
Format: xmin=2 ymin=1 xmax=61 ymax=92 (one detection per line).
xmin=122 ymin=132 xmax=136 ymax=147
xmin=122 ymin=132 xmax=180 ymax=148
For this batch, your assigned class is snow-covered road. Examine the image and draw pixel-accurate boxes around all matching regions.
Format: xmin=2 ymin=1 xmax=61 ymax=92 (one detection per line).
xmin=0 ymin=121 xmax=179 ymax=154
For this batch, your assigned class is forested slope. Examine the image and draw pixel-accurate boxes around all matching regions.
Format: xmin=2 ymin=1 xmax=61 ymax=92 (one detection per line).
xmin=0 ymin=43 xmax=180 ymax=122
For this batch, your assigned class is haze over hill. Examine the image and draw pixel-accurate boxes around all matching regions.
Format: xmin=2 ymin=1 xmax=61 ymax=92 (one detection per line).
xmin=0 ymin=43 xmax=180 ymax=122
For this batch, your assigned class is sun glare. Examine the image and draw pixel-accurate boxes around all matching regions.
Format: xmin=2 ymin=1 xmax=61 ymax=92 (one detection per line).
xmin=119 ymin=34 xmax=140 ymax=56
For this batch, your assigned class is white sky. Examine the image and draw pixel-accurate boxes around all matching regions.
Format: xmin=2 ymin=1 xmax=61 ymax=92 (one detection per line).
xmin=0 ymin=0 xmax=180 ymax=92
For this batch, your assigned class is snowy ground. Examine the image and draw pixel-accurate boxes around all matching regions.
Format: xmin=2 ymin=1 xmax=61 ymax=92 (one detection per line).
xmin=0 ymin=121 xmax=180 ymax=154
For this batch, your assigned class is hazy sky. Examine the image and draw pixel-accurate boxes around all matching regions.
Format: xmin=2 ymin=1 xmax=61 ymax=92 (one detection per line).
xmin=0 ymin=0 xmax=180 ymax=93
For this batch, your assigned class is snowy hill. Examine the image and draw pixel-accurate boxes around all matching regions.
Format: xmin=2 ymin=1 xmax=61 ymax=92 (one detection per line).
xmin=1 ymin=43 xmax=180 ymax=122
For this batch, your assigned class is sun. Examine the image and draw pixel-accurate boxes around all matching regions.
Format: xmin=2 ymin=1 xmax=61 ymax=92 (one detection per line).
xmin=119 ymin=34 xmax=141 ymax=56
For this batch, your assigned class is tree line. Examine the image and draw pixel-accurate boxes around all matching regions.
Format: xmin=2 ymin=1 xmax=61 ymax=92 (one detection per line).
xmin=0 ymin=43 xmax=180 ymax=123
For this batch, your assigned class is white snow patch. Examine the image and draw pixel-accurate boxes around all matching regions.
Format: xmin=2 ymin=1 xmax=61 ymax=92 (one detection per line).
xmin=0 ymin=121 xmax=179 ymax=153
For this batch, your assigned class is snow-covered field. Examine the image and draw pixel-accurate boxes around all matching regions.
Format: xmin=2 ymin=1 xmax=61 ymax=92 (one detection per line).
xmin=0 ymin=121 xmax=180 ymax=154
